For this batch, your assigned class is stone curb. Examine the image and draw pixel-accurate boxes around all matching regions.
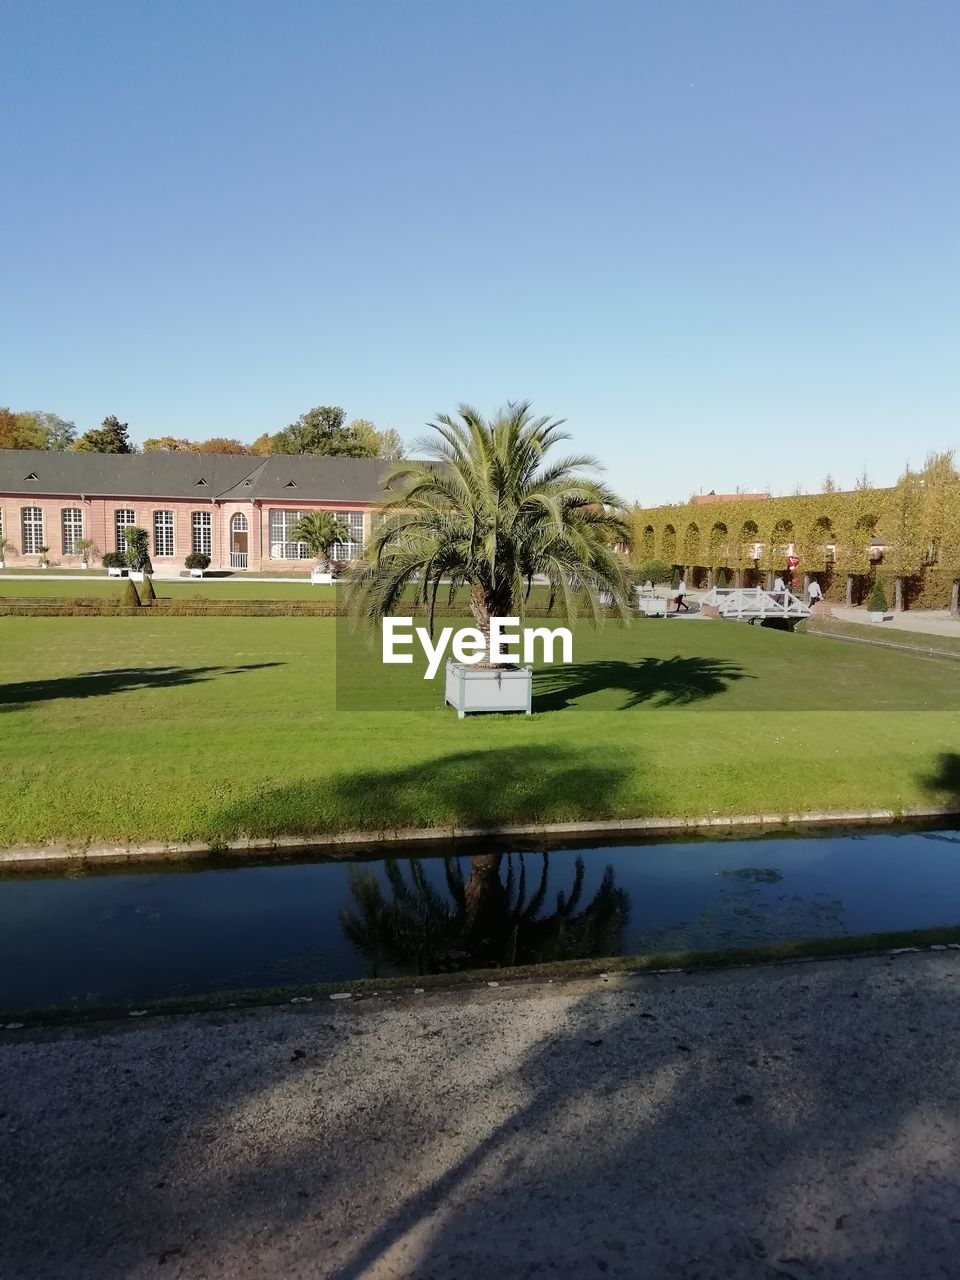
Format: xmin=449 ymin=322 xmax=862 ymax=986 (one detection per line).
xmin=0 ymin=805 xmax=957 ymax=869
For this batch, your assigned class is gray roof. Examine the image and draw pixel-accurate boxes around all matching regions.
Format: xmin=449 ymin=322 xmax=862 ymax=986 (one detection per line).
xmin=0 ymin=450 xmax=388 ymax=503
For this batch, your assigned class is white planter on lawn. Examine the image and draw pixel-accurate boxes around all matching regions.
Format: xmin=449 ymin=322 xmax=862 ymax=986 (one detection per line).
xmin=870 ymin=611 xmax=886 ymax=623
xmin=444 ymin=661 xmax=533 ymax=718
xmin=310 ymin=569 xmax=334 ymax=584
xmin=0 ymin=560 xmax=5 ymax=570
xmin=107 ymin=566 xmax=128 ymax=578
xmin=128 ymin=570 xmax=145 ymax=583
xmin=189 ymin=568 xmax=205 ymax=578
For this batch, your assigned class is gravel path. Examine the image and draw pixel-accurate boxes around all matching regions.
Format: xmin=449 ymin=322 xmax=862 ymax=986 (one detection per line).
xmin=3 ymin=952 xmax=960 ymax=1279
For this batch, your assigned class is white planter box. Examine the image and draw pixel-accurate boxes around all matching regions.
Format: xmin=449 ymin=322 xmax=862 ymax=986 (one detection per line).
xmin=311 ymin=570 xmax=334 ymax=584
xmin=128 ymin=570 xmax=145 ymax=583
xmin=107 ymin=566 xmax=128 ymax=578
xmin=190 ymin=568 xmax=205 ymax=578
xmin=638 ymin=596 xmax=666 ymax=617
xmin=0 ymin=561 xmax=5 ymax=570
xmin=870 ymin=611 xmax=886 ymax=623
xmin=444 ymin=661 xmax=533 ymax=718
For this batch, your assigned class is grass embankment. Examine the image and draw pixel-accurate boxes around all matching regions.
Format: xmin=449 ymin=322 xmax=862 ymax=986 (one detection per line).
xmin=804 ymin=615 xmax=960 ymax=658
xmin=0 ymin=617 xmax=958 ymax=849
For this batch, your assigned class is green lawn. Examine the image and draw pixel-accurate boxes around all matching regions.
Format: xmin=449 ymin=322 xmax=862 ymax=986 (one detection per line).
xmin=0 ymin=615 xmax=958 ymax=848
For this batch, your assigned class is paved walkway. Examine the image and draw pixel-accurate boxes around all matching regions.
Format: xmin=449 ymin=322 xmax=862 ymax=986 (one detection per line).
xmin=829 ymin=605 xmax=960 ymax=639
xmin=3 ymin=951 xmax=960 ymax=1279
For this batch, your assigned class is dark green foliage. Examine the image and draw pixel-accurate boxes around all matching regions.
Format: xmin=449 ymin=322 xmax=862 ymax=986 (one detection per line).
xmin=121 ymin=578 xmax=141 ymax=608
xmin=671 ymin=569 xmax=681 ymax=588
xmin=101 ymin=551 xmax=126 ymax=569
xmin=75 ymin=415 xmax=133 ymax=454
xmin=716 ymin=569 xmax=729 ymax=588
xmin=867 ymin=580 xmax=888 ymax=613
xmin=184 ymin=552 xmax=211 ymax=570
xmin=123 ymin=526 xmax=152 ymax=573
xmin=272 ymin=406 xmax=376 ymax=457
xmin=635 ymin=559 xmax=672 ymax=585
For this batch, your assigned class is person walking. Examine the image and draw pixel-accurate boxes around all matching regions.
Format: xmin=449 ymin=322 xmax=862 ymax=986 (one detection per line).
xmin=773 ymin=574 xmax=787 ymax=601
xmin=808 ymin=578 xmax=823 ymax=605
xmin=674 ymin=577 xmax=690 ymax=612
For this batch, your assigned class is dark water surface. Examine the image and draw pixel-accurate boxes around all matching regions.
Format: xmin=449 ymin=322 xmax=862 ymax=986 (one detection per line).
xmin=2 ymin=824 xmax=959 ymax=1013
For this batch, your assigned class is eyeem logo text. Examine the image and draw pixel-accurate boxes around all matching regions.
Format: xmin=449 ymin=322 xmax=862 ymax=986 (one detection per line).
xmin=383 ymin=617 xmax=573 ymax=679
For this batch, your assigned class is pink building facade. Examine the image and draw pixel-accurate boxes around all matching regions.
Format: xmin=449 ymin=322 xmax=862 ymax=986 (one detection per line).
xmin=0 ymin=451 xmax=386 ymax=573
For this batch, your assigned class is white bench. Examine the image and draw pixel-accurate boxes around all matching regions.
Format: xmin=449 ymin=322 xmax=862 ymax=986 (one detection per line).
xmin=107 ymin=566 xmax=128 ymax=578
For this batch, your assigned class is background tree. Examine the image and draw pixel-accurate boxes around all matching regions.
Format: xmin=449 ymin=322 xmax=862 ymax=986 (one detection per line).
xmin=349 ymin=401 xmax=631 ymax=643
xmin=0 ymin=407 xmax=47 ymax=449
xmin=249 ymin=432 xmax=275 ymax=456
xmin=15 ymin=411 xmax=77 ymax=450
xmin=272 ymin=405 xmax=355 ymax=455
xmin=74 ymin=415 xmax=134 ymax=453
xmin=289 ymin=511 xmax=353 ymax=569
xmin=195 ymin=437 xmax=249 ymax=454
xmin=347 ymin=419 xmax=406 ymax=460
xmin=143 ymin=436 xmax=192 ymax=452
xmin=821 ymin=473 xmax=837 ymax=493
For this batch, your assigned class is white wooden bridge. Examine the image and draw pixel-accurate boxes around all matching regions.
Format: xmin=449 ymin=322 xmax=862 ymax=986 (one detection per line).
xmin=698 ymin=586 xmax=812 ymax=623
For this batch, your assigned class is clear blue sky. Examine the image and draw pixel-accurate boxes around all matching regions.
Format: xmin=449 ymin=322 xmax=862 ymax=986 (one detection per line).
xmin=2 ymin=0 xmax=957 ymax=504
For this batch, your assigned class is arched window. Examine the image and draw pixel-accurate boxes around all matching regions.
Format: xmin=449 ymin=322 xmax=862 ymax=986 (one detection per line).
xmin=21 ymin=507 xmax=44 ymax=555
xmin=231 ymin=512 xmax=248 ymax=533
xmin=61 ymin=508 xmax=83 ymax=555
xmin=115 ymin=508 xmax=135 ymax=552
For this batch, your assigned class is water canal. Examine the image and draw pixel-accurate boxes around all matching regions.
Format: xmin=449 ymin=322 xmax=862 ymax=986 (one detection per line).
xmin=2 ymin=823 xmax=959 ymax=1013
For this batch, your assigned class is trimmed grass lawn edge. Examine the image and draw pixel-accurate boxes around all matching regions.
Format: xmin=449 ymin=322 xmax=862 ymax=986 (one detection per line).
xmin=4 ymin=927 xmax=960 ymax=1029
xmin=2 ymin=803 xmax=958 ymax=870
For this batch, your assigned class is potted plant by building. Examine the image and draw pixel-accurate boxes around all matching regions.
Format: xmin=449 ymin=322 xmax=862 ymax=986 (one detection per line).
xmin=123 ymin=526 xmax=153 ymax=583
xmin=76 ymin=538 xmax=96 ymax=570
xmin=38 ymin=545 xmax=50 ymax=569
xmin=0 ymin=535 xmax=11 ymax=570
xmin=184 ymin=552 xmax=211 ymax=579
xmin=102 ymin=551 xmax=128 ymax=578
xmin=289 ymin=511 xmax=353 ymax=584
xmin=347 ymin=401 xmax=631 ymax=715
xmin=867 ymin=579 xmax=888 ymax=623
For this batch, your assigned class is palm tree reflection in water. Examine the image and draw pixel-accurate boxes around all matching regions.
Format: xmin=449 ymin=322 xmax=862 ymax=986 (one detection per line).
xmin=341 ymin=852 xmax=630 ymax=977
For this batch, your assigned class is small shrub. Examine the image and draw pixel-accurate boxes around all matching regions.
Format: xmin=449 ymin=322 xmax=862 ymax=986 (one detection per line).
xmin=140 ymin=576 xmax=158 ymax=606
xmin=867 ymin=580 xmax=887 ymax=613
xmin=671 ymin=568 xmax=681 ymax=588
xmin=634 ymin=558 xmax=671 ymax=586
xmin=184 ymin=552 xmax=211 ymax=570
xmin=716 ymin=569 xmax=729 ymax=588
xmin=121 ymin=578 xmax=141 ymax=608
xmin=102 ymin=551 xmax=125 ymax=569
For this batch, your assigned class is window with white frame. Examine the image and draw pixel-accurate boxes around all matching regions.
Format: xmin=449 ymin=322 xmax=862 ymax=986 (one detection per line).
xmin=331 ymin=511 xmax=365 ymax=560
xmin=22 ymin=506 xmax=44 ymax=555
xmin=61 ymin=508 xmax=83 ymax=555
xmin=192 ymin=510 xmax=212 ymax=556
xmin=268 ymin=509 xmax=310 ymax=559
xmin=232 ymin=511 xmax=248 ymax=533
xmin=154 ymin=510 xmax=174 ymax=557
xmin=115 ymin=508 xmax=135 ymax=552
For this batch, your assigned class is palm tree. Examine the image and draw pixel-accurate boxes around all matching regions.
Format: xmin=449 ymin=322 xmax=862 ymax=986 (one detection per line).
xmin=290 ymin=511 xmax=354 ymax=570
xmin=341 ymin=851 xmax=630 ymax=976
xmin=347 ymin=401 xmax=631 ymax=641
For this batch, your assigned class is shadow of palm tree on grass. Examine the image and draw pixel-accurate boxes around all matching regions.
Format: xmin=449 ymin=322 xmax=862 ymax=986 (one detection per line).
xmin=0 ymin=663 xmax=283 ymax=710
xmin=921 ymin=752 xmax=960 ymax=808
xmin=214 ymin=744 xmax=637 ymax=839
xmin=534 ymin=655 xmax=749 ymax=711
